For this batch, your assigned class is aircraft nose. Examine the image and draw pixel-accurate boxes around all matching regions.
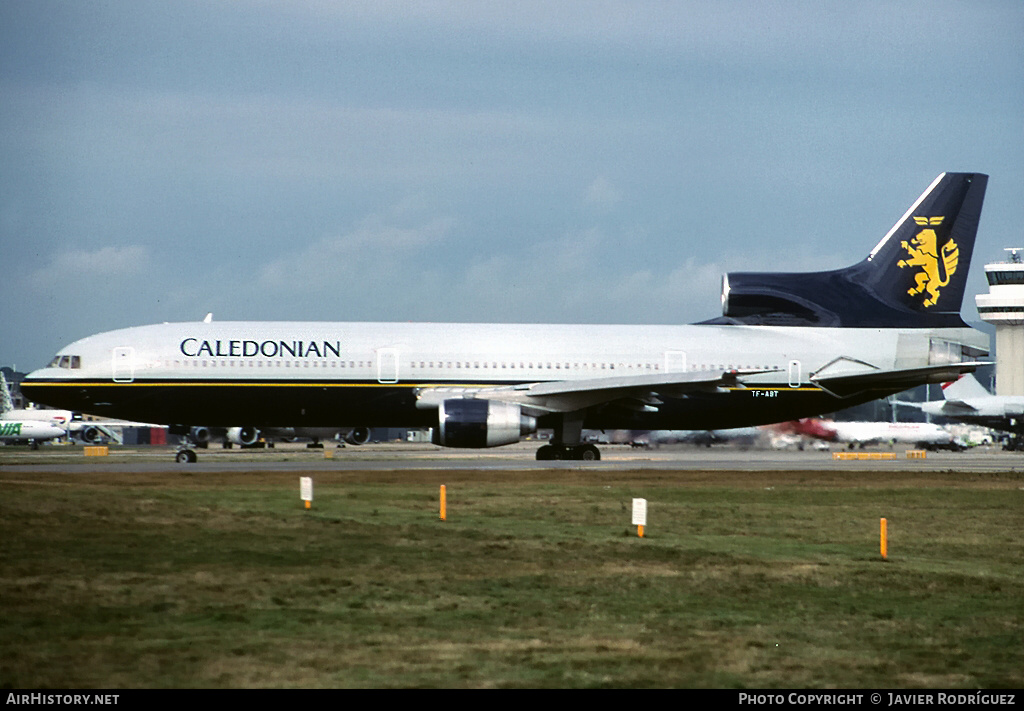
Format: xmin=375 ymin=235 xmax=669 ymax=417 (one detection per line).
xmin=22 ymin=367 xmax=48 ymax=383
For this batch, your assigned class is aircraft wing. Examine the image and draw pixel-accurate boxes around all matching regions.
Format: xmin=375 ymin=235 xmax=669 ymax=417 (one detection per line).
xmin=71 ymin=419 xmax=165 ymax=429
xmin=810 ymin=360 xmax=990 ymax=399
xmin=416 ymin=368 xmax=776 ymax=414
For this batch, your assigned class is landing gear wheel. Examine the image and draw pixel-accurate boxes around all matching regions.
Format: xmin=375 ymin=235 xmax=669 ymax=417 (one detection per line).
xmin=536 ymin=444 xmax=556 ymax=461
xmin=176 ymin=449 xmax=197 ymax=464
xmin=579 ymin=444 xmax=601 ymax=461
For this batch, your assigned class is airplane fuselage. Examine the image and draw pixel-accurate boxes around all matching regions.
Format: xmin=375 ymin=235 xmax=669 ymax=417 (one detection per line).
xmin=21 ymin=320 xmax=985 ymax=433
xmin=827 ymin=420 xmax=954 ymax=446
xmin=921 ymin=401 xmax=1024 ymax=435
xmin=0 ymin=419 xmax=65 ymax=443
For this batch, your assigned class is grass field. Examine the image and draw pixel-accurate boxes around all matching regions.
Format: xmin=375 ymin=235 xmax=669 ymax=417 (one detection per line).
xmin=1 ymin=462 xmax=1022 ymax=688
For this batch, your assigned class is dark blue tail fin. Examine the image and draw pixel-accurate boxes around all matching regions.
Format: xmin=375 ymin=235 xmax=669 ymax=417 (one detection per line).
xmin=715 ymin=173 xmax=988 ymax=327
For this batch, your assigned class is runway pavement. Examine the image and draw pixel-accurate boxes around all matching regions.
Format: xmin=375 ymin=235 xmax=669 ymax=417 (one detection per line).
xmin=3 ymin=440 xmax=1024 ymax=474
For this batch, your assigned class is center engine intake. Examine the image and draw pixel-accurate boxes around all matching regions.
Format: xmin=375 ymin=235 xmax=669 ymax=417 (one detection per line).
xmin=434 ymin=399 xmax=537 ymax=448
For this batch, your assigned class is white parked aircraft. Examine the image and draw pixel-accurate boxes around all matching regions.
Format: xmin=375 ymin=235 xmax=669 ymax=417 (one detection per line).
xmin=22 ymin=173 xmax=991 ymax=462
xmin=2 ymin=372 xmax=156 ymax=444
xmin=1 ymin=372 xmax=73 ymax=429
xmin=2 ymin=372 xmax=74 ymax=447
xmin=0 ymin=419 xmax=66 ymax=448
xmin=812 ymin=420 xmax=959 ymax=449
xmin=904 ymin=373 xmax=1024 ymax=439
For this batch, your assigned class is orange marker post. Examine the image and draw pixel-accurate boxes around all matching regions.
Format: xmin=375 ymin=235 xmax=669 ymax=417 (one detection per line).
xmin=880 ymin=517 xmax=888 ymax=560
xmin=440 ymin=485 xmax=447 ymax=521
xmin=632 ymin=498 xmax=647 ymax=539
xmin=300 ymin=477 xmax=313 ymax=511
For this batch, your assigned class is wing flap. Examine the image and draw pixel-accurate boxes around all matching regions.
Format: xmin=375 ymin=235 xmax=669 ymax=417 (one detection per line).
xmin=523 ymin=368 xmax=750 ymax=397
xmin=416 ymin=368 xmax=776 ymax=414
xmin=811 ymin=361 xmax=989 ymax=399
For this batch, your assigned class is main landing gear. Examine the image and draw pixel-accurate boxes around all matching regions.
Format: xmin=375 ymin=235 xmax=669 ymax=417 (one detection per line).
xmin=535 ymin=443 xmax=601 ymax=461
xmin=535 ymin=413 xmax=601 ymax=460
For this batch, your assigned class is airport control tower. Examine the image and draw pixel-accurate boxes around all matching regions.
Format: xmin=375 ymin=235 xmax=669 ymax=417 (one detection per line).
xmin=976 ymin=248 xmax=1024 ymax=395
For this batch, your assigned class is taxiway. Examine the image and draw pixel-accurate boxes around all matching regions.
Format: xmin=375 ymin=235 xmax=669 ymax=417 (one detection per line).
xmin=2 ymin=441 xmax=1024 ymax=475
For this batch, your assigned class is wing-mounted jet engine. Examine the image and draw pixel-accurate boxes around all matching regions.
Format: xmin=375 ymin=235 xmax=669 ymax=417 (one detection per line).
xmin=433 ymin=399 xmax=538 ymax=448
xmin=189 ymin=426 xmax=212 ymax=445
xmin=79 ymin=425 xmax=106 ymax=444
xmin=343 ymin=427 xmax=372 ymax=445
xmin=226 ymin=426 xmax=260 ymax=447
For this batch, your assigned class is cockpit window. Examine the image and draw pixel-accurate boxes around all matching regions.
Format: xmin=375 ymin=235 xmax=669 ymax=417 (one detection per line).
xmin=48 ymin=355 xmax=81 ymax=369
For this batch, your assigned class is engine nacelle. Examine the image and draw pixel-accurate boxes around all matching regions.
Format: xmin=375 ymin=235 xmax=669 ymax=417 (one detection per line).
xmin=78 ymin=425 xmax=103 ymax=444
xmin=434 ymin=399 xmax=537 ymax=448
xmin=227 ymin=426 xmax=260 ymax=446
xmin=189 ymin=426 xmax=211 ymax=444
xmin=344 ymin=427 xmax=371 ymax=445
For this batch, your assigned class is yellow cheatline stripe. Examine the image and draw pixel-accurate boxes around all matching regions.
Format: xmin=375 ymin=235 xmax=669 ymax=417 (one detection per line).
xmin=725 ymin=386 xmax=822 ymax=392
xmin=30 ymin=380 xmax=816 ymax=392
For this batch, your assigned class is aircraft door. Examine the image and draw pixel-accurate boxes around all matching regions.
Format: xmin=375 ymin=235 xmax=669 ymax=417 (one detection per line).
xmin=112 ymin=347 xmax=135 ymax=383
xmin=788 ymin=360 xmax=801 ymax=388
xmin=377 ymin=348 xmax=399 ymax=383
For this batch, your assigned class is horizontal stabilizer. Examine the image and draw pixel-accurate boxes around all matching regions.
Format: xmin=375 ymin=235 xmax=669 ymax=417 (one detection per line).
xmin=935 ymin=399 xmax=980 ymax=415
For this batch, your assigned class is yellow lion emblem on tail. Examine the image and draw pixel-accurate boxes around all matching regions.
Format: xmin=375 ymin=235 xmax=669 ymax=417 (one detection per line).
xmin=897 ymin=217 xmax=958 ymax=307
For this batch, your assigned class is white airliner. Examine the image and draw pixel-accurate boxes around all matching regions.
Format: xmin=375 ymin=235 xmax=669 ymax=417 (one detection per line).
xmin=800 ymin=419 xmax=959 ymax=450
xmin=902 ymin=373 xmax=1024 ymax=441
xmin=0 ymin=418 xmax=66 ymax=448
xmin=3 ymin=372 xmax=157 ymax=445
xmin=1 ymin=372 xmax=73 ymax=429
xmin=22 ymin=173 xmax=991 ymax=462
xmin=1 ymin=372 xmax=73 ymax=447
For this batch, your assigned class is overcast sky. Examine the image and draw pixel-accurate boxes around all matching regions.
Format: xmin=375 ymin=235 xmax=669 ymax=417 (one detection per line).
xmin=2 ymin=1 xmax=1022 ymax=370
